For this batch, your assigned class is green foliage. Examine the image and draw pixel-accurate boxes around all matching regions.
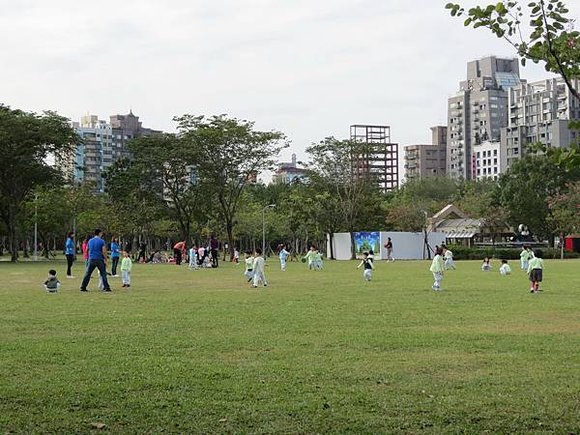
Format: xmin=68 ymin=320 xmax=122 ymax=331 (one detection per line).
xmin=0 ymin=105 xmax=77 ymax=261
xmin=445 ymin=1 xmax=579 ymax=101
xmin=176 ymin=115 xmax=288 ymax=251
xmin=497 ymin=154 xmax=580 ymax=241
xmin=447 ymin=244 xmax=580 ymax=259
xmin=384 ymin=177 xmax=458 ymax=232
xmin=306 ymin=137 xmax=385 ymax=258
xmin=546 ymin=181 xmax=580 ymax=234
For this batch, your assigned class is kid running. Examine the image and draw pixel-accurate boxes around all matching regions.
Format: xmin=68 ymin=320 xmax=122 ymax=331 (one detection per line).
xmin=279 ymin=244 xmax=290 ymax=271
xmin=429 ymin=247 xmax=445 ymax=291
xmin=252 ymin=248 xmax=267 ymax=287
xmin=357 ymin=252 xmax=375 ymax=281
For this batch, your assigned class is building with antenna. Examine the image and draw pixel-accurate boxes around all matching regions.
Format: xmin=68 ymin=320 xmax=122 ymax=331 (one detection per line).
xmin=273 ymin=153 xmax=308 ymax=184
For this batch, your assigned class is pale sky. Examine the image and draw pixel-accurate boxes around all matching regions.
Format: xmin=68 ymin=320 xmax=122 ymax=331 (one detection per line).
xmin=1 ymin=0 xmax=578 ymax=176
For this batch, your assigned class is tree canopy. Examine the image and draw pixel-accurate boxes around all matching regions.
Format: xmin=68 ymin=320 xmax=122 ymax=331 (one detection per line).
xmin=0 ymin=105 xmax=77 ymax=261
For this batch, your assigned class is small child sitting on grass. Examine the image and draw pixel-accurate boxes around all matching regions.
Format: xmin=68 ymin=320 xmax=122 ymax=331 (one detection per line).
xmin=44 ymin=269 xmax=60 ymax=293
xmin=481 ymin=257 xmax=492 ymax=272
xmin=499 ymin=259 xmax=511 ymax=276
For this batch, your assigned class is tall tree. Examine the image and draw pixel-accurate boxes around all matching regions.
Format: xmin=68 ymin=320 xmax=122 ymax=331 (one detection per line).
xmin=105 ymin=135 xmax=207 ymax=242
xmin=547 ymin=181 xmax=580 ymax=238
xmin=306 ymin=137 xmax=380 ymax=259
xmin=0 ymin=106 xmax=77 ymax=261
xmin=497 ymin=154 xmax=580 ymax=243
xmin=176 ymin=115 xmax=287 ymax=253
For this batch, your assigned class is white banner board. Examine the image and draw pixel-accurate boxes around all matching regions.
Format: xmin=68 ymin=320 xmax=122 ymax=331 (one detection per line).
xmin=327 ymin=231 xmax=447 ymax=260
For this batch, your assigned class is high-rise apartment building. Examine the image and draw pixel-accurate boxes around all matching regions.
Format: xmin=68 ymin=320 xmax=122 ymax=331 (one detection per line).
xmin=502 ymin=77 xmax=580 ymax=169
xmin=404 ymin=126 xmax=447 ymax=181
xmin=447 ymin=56 xmax=520 ymax=180
xmin=472 ymin=140 xmax=502 ymax=181
xmin=350 ymin=124 xmax=399 ymax=192
xmin=60 ymin=111 xmax=160 ymax=192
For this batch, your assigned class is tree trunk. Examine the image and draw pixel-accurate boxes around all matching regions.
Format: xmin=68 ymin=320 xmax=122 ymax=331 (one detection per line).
xmin=349 ymin=231 xmax=356 ymax=260
xmin=8 ymin=221 xmax=18 ymax=262
xmin=328 ymin=232 xmax=335 ymax=260
xmin=225 ymin=218 xmax=235 ymax=259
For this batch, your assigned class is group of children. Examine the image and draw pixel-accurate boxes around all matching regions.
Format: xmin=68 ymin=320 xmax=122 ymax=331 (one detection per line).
xmin=302 ymin=246 xmax=323 ymax=270
xmin=428 ymin=244 xmax=545 ymax=293
xmin=243 ymin=248 xmax=267 ymax=288
xmin=186 ymin=245 xmax=217 ymax=269
xmin=45 ymin=233 xmax=546 ymax=295
xmin=240 ymin=244 xmax=321 ymax=288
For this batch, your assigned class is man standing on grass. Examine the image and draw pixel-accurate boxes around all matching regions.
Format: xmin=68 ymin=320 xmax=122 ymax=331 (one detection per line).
xmin=80 ymin=229 xmax=111 ymax=292
xmin=173 ymin=240 xmax=186 ymax=265
xmin=209 ymin=234 xmax=219 ymax=268
xmin=384 ymin=237 xmax=395 ymax=262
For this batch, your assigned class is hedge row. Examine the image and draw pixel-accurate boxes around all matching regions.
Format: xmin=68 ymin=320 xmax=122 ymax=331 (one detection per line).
xmin=445 ymin=246 xmax=580 ymax=260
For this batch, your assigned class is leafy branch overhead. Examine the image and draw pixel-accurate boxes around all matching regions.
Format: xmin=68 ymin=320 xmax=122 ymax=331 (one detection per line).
xmin=445 ymin=0 xmax=580 ymax=99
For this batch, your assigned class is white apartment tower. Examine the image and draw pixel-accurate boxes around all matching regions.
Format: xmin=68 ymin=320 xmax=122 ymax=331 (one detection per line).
xmin=447 ymin=56 xmax=520 ymax=180
xmin=501 ymin=77 xmax=580 ymax=169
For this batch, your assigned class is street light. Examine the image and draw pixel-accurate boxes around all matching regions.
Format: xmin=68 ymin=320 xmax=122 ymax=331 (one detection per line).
xmin=33 ymin=193 xmax=38 ymax=262
xmin=262 ymin=204 xmax=276 ymax=255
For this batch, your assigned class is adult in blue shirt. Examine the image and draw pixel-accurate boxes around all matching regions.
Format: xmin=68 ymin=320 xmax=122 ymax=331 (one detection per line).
xmin=65 ymin=232 xmax=75 ymax=278
xmin=110 ymin=237 xmax=121 ymax=277
xmin=80 ymin=228 xmax=111 ymax=292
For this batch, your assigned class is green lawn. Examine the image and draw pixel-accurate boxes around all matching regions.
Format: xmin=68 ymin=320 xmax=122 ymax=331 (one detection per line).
xmin=1 ymin=258 xmax=579 ymax=434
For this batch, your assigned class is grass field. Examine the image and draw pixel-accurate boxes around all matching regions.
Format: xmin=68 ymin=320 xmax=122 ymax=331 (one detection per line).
xmin=1 ymin=257 xmax=579 ymax=434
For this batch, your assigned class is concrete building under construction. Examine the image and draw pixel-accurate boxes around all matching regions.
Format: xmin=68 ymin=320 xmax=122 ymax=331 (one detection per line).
xmin=349 ymin=124 xmax=399 ymax=192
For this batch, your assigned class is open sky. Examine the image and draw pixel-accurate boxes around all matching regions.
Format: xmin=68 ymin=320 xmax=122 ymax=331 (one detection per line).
xmin=1 ymin=0 xmax=578 ymax=173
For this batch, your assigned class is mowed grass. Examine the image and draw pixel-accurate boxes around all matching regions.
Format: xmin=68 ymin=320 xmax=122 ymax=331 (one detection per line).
xmin=1 ymin=257 xmax=579 ymax=434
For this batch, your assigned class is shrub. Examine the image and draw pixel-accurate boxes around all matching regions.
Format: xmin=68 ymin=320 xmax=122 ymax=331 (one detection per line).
xmin=445 ymin=245 xmax=580 ymax=260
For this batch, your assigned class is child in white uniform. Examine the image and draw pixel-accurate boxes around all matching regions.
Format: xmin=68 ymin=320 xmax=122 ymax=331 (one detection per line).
xmin=279 ymin=245 xmax=290 ymax=271
xmin=244 ymin=251 xmax=254 ymax=282
xmin=499 ymin=259 xmax=511 ymax=276
xmin=429 ymin=247 xmax=445 ymax=291
xmin=443 ymin=246 xmax=456 ymax=270
xmin=252 ymin=248 xmax=267 ymax=287
xmin=188 ymin=246 xmax=198 ymax=269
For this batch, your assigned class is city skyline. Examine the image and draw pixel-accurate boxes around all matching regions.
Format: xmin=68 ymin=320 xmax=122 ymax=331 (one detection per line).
xmin=1 ymin=0 xmax=578 ymax=171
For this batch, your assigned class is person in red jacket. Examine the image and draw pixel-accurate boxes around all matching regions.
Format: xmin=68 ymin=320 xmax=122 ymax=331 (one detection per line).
xmin=173 ymin=241 xmax=186 ymax=265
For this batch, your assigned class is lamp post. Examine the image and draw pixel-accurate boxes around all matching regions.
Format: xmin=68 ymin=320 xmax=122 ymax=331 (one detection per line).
xmin=262 ymin=204 xmax=276 ymax=255
xmin=421 ymin=210 xmax=431 ymax=260
xmin=33 ymin=193 xmax=38 ymax=262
